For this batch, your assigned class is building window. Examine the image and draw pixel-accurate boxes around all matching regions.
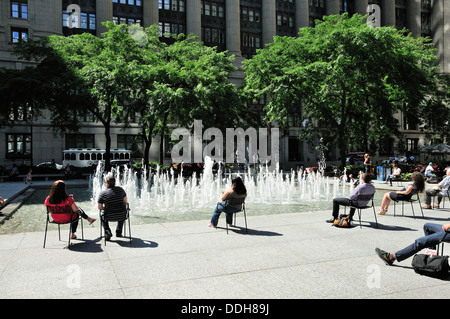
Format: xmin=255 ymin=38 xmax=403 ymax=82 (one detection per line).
xmin=6 ymin=133 xmax=31 ymax=159
xmin=159 ymin=0 xmax=185 ymax=11
xmin=159 ymin=22 xmax=185 ymax=37
xmin=288 ymin=137 xmax=302 ymax=162
xmin=11 ymin=28 xmax=28 ymax=43
xmin=65 ymin=134 xmax=95 ymax=148
xmin=117 ymin=135 xmax=143 ymax=157
xmin=63 ymin=11 xmax=96 ymax=30
xmin=11 ymin=0 xmax=28 ymax=19
xmin=406 ymin=138 xmax=419 ymax=152
xmin=113 ymin=16 xmax=142 ymax=26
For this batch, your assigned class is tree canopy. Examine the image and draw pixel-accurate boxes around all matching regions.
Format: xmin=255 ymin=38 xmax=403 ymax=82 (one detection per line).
xmin=7 ymin=22 xmax=250 ymax=169
xmin=242 ymin=13 xmax=439 ymax=167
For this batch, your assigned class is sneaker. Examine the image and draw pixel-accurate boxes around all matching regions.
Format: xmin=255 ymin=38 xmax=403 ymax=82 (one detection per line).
xmin=105 ymin=231 xmax=112 ymax=241
xmin=326 ymin=218 xmax=336 ymax=224
xmin=375 ymin=248 xmax=394 ymax=266
xmin=116 ymin=233 xmax=123 ymax=238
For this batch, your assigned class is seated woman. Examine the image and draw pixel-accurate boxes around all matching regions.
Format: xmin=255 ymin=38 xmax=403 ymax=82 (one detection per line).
xmin=208 ymin=177 xmax=247 ymax=228
xmin=378 ymin=172 xmax=425 ymax=215
xmin=385 ymin=164 xmax=401 ymax=186
xmin=44 ymin=180 xmax=96 ymax=239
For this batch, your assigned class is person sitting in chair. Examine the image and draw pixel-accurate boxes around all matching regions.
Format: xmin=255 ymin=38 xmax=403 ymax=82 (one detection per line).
xmin=44 ymin=180 xmax=96 ymax=239
xmin=98 ymin=175 xmax=128 ymax=241
xmin=208 ymin=177 xmax=247 ymax=228
xmin=378 ymin=172 xmax=425 ymax=215
xmin=384 ymin=164 xmax=401 ymax=186
xmin=326 ymin=173 xmax=376 ymax=224
xmin=422 ymin=168 xmax=450 ymax=209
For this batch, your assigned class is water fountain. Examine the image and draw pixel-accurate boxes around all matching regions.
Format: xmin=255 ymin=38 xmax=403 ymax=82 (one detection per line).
xmin=88 ymin=156 xmax=355 ymax=218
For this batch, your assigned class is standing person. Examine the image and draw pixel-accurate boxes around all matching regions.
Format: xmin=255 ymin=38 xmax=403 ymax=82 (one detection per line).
xmin=378 ymin=171 xmax=425 ymax=215
xmin=384 ymin=164 xmax=401 ymax=186
xmin=376 ymin=222 xmax=450 ymax=265
xmin=209 ymin=177 xmax=247 ymax=228
xmin=44 ymin=180 xmax=96 ymax=239
xmin=97 ymin=175 xmax=128 ymax=240
xmin=25 ymin=169 xmax=32 ymax=184
xmin=64 ymin=163 xmax=71 ymax=180
xmin=364 ymin=154 xmax=371 ymax=174
xmin=422 ymin=168 xmax=450 ymax=209
xmin=326 ymin=173 xmax=376 ymax=224
xmin=0 ymin=196 xmax=4 ymax=208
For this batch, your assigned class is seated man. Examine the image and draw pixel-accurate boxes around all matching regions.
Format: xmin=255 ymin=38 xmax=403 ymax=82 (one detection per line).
xmin=326 ymin=173 xmax=376 ymax=224
xmin=422 ymin=168 xmax=450 ymax=209
xmin=376 ymin=222 xmax=450 ymax=265
xmin=385 ymin=164 xmax=401 ymax=186
xmin=97 ymin=176 xmax=128 ymax=240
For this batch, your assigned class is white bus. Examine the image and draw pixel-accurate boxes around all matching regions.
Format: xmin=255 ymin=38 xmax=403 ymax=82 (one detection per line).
xmin=63 ymin=148 xmax=132 ymax=167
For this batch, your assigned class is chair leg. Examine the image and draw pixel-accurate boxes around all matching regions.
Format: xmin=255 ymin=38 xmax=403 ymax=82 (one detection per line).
xmin=417 ymin=196 xmax=424 ymax=218
xmin=410 ymin=202 xmax=416 ymax=219
xmin=358 ymin=209 xmax=362 ymax=229
xmin=43 ymin=220 xmax=49 ymax=248
xmin=128 ymin=218 xmax=132 ymax=244
xmin=243 ymin=209 xmax=248 ymax=233
xmin=372 ymin=206 xmax=378 ymax=228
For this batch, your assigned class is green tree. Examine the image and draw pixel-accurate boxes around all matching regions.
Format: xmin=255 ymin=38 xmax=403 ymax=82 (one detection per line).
xmin=243 ymin=13 xmax=438 ymax=168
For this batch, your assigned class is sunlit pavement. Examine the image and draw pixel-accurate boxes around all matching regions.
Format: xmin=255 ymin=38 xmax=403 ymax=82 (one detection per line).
xmin=1 ymin=179 xmax=450 ymax=299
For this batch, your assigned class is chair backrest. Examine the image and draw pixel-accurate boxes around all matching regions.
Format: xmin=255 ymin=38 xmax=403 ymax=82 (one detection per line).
xmin=102 ymin=203 xmax=130 ymax=222
xmin=46 ymin=204 xmax=75 ymax=223
xmin=351 ymin=193 xmax=375 ymax=208
xmin=225 ymin=196 xmax=246 ymax=212
xmin=226 ymin=196 xmax=246 ymax=206
xmin=47 ymin=204 xmax=73 ymax=215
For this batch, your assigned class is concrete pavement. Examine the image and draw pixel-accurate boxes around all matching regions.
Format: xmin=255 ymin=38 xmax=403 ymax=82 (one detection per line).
xmin=1 ymin=179 xmax=450 ymax=300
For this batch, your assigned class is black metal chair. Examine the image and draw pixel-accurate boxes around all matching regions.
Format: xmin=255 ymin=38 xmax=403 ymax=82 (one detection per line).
xmin=219 ymin=197 xmax=247 ymax=234
xmin=43 ymin=205 xmax=84 ymax=248
xmin=99 ymin=203 xmax=132 ymax=245
xmin=345 ymin=193 xmax=377 ymax=229
xmin=432 ymin=190 xmax=450 ymax=209
xmin=437 ymin=230 xmax=450 ymax=256
xmin=393 ymin=191 xmax=424 ymax=219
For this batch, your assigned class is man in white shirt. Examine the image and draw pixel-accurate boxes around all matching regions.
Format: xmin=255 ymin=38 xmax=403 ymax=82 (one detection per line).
xmin=326 ymin=173 xmax=376 ymax=223
xmin=423 ymin=168 xmax=450 ymax=209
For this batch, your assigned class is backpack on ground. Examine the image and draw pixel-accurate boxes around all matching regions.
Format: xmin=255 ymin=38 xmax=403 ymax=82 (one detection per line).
xmin=411 ymin=254 xmax=450 ymax=279
xmin=333 ymin=214 xmax=351 ymax=228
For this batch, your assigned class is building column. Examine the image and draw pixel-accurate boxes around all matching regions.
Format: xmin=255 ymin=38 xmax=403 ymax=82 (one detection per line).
xmin=262 ymin=0 xmax=276 ymax=45
xmin=96 ymin=0 xmax=113 ymax=34
xmin=186 ymin=0 xmax=201 ymax=39
xmin=143 ymin=0 xmax=159 ymax=28
xmin=295 ymin=0 xmax=309 ymax=30
xmin=431 ymin=0 xmax=450 ymax=73
xmin=226 ymin=0 xmax=241 ymax=58
xmin=381 ymin=0 xmax=395 ymax=26
xmin=326 ymin=0 xmax=340 ymax=15
xmin=354 ymin=0 xmax=369 ymax=16
xmin=407 ymin=0 xmax=421 ymax=38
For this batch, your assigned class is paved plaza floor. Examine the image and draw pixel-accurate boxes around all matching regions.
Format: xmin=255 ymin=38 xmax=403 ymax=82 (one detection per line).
xmin=0 ymin=179 xmax=450 ymax=301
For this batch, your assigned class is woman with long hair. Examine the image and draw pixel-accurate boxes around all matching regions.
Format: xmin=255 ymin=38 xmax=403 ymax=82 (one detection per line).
xmin=209 ymin=177 xmax=247 ymax=228
xmin=44 ymin=180 xmax=96 ymax=239
xmin=378 ymin=172 xmax=425 ymax=215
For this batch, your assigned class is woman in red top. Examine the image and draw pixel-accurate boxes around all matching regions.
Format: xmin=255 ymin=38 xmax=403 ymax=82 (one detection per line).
xmin=44 ymin=180 xmax=96 ymax=239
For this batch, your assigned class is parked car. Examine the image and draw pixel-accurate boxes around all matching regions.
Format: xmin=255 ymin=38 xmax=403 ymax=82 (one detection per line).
xmin=36 ymin=162 xmax=63 ymax=170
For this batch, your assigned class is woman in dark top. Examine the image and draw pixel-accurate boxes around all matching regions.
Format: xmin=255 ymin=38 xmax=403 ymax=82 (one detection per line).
xmin=208 ymin=177 xmax=247 ymax=228
xmin=378 ymin=172 xmax=425 ymax=215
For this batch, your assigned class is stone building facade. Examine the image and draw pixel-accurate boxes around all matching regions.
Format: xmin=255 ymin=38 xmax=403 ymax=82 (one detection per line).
xmin=0 ymin=0 xmax=448 ymax=169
